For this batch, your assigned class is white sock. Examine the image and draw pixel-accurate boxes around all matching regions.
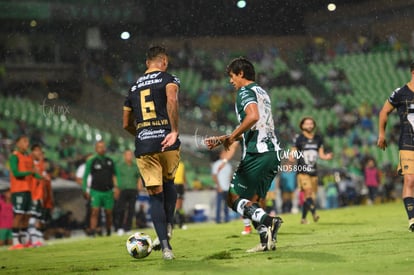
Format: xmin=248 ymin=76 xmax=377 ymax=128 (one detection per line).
xmin=236 ymin=199 xmax=250 ymax=216
xmin=250 ymin=208 xmax=267 ymax=224
xmin=28 ymin=227 xmax=38 ymax=244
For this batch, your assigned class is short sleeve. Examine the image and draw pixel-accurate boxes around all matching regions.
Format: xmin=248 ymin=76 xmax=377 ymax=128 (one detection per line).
xmin=239 ymin=89 xmax=257 ymax=110
xmin=388 ymin=87 xmax=401 ymax=107
xmin=123 ymin=93 xmax=132 ymax=111
xmin=171 ymin=74 xmax=180 ymax=88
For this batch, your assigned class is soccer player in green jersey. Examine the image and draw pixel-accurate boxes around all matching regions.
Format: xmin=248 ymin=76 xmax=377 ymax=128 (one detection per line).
xmin=205 ymin=57 xmax=283 ymax=252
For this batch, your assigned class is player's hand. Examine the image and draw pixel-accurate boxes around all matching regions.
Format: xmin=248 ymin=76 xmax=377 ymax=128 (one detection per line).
xmin=377 ymin=136 xmax=387 ymax=150
xmin=204 ymin=135 xmax=227 ymax=150
xmin=83 ymin=192 xmax=90 ymax=200
xmin=222 ymin=136 xmax=235 ymax=151
xmin=161 ymin=132 xmax=178 ymax=152
xmin=325 ymin=152 xmax=334 ymax=160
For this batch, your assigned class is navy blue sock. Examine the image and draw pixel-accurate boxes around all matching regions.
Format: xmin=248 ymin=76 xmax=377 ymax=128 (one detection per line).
xmin=163 ymin=179 xmax=177 ymax=225
xmin=307 ymin=198 xmax=316 ymax=215
xmin=149 ymin=193 xmax=169 ymax=249
xmin=403 ymin=197 xmax=414 ymax=219
xmin=302 ymin=200 xmax=309 ymax=219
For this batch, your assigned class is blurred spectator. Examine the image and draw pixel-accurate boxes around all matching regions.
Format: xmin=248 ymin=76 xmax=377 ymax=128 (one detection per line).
xmin=364 ymin=158 xmax=380 ymax=205
xmin=0 ymin=188 xmax=13 ymax=246
xmin=279 ymin=156 xmax=297 ymax=213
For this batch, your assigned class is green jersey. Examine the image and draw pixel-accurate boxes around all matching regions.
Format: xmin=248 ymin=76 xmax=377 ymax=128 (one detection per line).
xmin=235 ymin=83 xmax=280 ymax=158
xmin=118 ymin=162 xmax=140 ymax=190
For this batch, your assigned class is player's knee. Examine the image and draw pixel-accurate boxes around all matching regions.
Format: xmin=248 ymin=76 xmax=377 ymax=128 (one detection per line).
xmin=226 ymin=192 xmax=238 ymax=209
xmin=147 ymin=185 xmax=163 ymax=195
xmin=405 ymin=175 xmax=414 ymax=188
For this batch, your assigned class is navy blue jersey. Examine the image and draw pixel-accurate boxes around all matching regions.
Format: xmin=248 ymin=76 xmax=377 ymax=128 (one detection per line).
xmin=294 ymin=133 xmax=324 ymax=176
xmin=388 ymin=84 xmax=414 ymax=150
xmin=124 ymin=70 xmax=181 ymax=156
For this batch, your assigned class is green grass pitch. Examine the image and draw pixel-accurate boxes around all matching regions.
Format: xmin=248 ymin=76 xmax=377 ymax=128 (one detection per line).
xmin=1 ymin=202 xmax=413 ymax=274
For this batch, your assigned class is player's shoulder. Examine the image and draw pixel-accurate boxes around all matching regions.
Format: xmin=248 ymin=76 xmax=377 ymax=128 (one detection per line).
xmin=87 ymin=154 xmax=99 ymax=163
xmin=239 ymin=85 xmax=257 ymax=100
xmin=390 ymin=84 xmax=410 ymax=96
xmin=294 ymin=133 xmax=305 ymax=142
xmin=314 ymin=133 xmax=323 ymax=140
xmin=164 ymin=72 xmax=180 ymax=86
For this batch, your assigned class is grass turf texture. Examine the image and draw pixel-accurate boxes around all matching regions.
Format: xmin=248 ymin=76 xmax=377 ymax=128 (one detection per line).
xmin=1 ymin=202 xmax=413 ymax=275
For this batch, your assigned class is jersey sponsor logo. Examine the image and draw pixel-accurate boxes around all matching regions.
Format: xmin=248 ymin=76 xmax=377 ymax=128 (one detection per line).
xmin=137 ymin=129 xmax=166 ymax=140
xmin=137 ymin=72 xmax=161 ymax=83
xmin=303 ymin=144 xmax=318 ymax=149
xmin=237 ymin=183 xmax=247 ymax=190
xmin=136 ymin=119 xmax=169 ymax=129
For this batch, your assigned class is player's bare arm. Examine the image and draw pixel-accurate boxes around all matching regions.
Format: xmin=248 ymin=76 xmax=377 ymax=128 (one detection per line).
xmin=161 ymin=83 xmax=179 ymax=151
xmin=123 ymin=109 xmax=136 ymax=136
xmin=319 ymin=146 xmax=333 ymax=160
xmin=377 ymin=100 xmax=395 ymax=150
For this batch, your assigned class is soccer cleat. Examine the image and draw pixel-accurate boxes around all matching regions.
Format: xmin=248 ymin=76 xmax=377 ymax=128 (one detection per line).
xmin=313 ymin=214 xmax=320 ymax=223
xmin=246 ymin=243 xmax=269 ymax=253
xmin=241 ymin=226 xmax=252 ymax=235
xmin=266 ymin=216 xmax=283 ymax=251
xmin=162 ymin=248 xmax=175 ymax=260
xmin=301 ymin=219 xmax=309 ymax=224
xmin=152 ymin=223 xmax=173 ymax=251
xmin=8 ymin=243 xmax=25 ymax=250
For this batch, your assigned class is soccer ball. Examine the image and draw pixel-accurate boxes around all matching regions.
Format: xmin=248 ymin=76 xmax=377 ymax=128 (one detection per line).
xmin=126 ymin=232 xmax=152 ymax=259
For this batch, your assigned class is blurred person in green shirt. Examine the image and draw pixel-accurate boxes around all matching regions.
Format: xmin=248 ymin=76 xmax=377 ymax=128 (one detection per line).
xmin=82 ymin=141 xmax=119 ymax=237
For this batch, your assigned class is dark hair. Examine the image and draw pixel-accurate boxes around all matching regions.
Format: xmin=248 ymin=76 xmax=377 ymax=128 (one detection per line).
xmin=226 ymin=57 xmax=256 ymax=81
xmin=15 ymin=135 xmax=28 ymax=143
xmin=146 ymin=46 xmax=167 ymax=61
xmin=299 ymin=116 xmax=316 ymax=130
xmin=411 ymin=61 xmax=414 ymax=72
xmin=31 ymin=143 xmax=42 ymax=151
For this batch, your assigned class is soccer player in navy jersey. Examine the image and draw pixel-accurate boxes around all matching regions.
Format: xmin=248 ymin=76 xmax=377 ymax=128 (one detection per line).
xmin=123 ymin=46 xmax=180 ymax=260
xmin=378 ymin=61 xmax=414 ymax=232
xmin=293 ymin=117 xmax=333 ymax=225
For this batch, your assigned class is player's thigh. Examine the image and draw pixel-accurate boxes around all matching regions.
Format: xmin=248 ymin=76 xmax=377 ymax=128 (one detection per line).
xmin=311 ymin=176 xmax=319 ymax=193
xmin=30 ymin=200 xmax=42 ymax=218
xmin=12 ymin=191 xmax=32 ymax=214
xmin=160 ymin=149 xmax=180 ymax=181
xmin=398 ymin=150 xmax=414 ymax=176
xmin=90 ymin=189 xmax=105 ymax=208
xmin=297 ymin=174 xmax=313 ymax=191
xmin=231 ymin=152 xmax=278 ymax=199
xmin=136 ymin=154 xmax=163 ymax=187
xmin=102 ymin=191 xmax=115 ymax=210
